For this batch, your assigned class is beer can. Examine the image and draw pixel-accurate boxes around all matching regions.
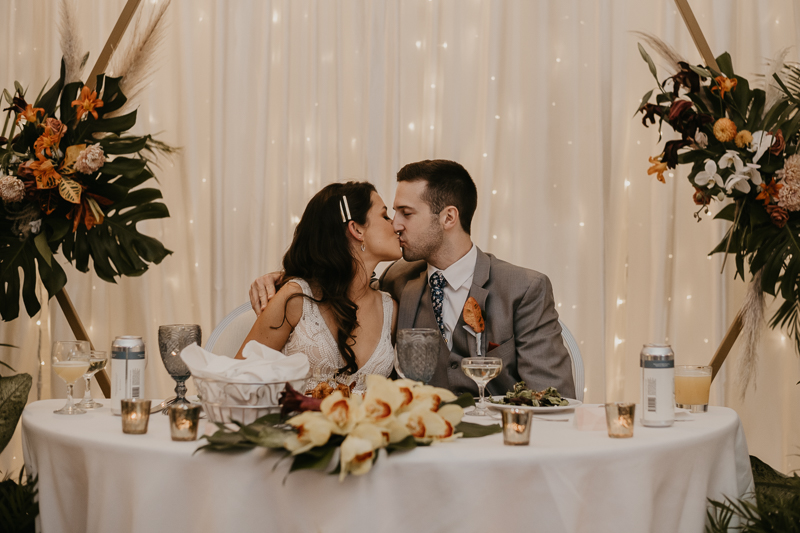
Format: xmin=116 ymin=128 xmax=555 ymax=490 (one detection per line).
xmin=111 ymin=336 xmax=146 ymax=415
xmin=640 ymin=343 xmax=675 ymax=427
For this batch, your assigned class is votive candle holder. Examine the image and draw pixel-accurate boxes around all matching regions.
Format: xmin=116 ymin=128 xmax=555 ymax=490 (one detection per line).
xmin=501 ymin=409 xmax=533 ymax=445
xmin=121 ymin=399 xmax=151 ymax=434
xmin=169 ymin=403 xmax=202 ymax=441
xmin=605 ymin=402 xmax=635 ymax=438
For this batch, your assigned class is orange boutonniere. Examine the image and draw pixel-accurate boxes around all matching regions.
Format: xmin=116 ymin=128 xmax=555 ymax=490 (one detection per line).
xmin=463 ymin=296 xmax=487 ymax=355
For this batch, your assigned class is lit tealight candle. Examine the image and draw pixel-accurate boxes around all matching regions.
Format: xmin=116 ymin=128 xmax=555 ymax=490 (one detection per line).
xmin=121 ymin=399 xmax=152 ymax=434
xmin=169 ymin=404 xmax=202 ymax=441
xmin=501 ymin=409 xmax=533 ymax=446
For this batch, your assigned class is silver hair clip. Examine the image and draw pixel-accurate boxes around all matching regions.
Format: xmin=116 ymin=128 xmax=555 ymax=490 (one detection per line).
xmin=340 ymin=195 xmax=352 ymax=222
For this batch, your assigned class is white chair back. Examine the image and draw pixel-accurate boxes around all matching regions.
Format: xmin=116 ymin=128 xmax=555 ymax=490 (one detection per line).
xmin=205 ymin=302 xmax=256 ymax=356
xmin=559 ymin=319 xmax=584 ymax=402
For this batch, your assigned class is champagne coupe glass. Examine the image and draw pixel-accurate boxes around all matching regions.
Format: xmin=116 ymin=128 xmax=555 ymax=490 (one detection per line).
xmin=52 ymin=341 xmax=91 ymax=415
xmin=395 ymin=328 xmax=440 ymax=384
xmin=158 ymin=324 xmax=201 ymax=411
xmin=461 ymin=357 xmax=503 ymax=416
xmin=77 ymin=350 xmax=108 ymax=409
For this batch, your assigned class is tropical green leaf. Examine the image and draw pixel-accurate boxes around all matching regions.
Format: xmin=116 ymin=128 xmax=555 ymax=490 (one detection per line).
xmin=102 ymin=157 xmax=148 ymax=179
xmin=0 ymin=374 xmax=32 ymax=455
xmin=633 ymin=89 xmax=654 ymax=117
xmin=745 ymin=89 xmax=766 ymax=131
xmin=289 ymin=441 xmax=339 ymax=473
xmin=715 ymin=52 xmax=735 ymax=78
xmin=32 ymin=233 xmax=52 ymax=267
xmin=97 ymin=76 xmax=127 ymax=115
xmin=78 ymin=110 xmax=137 ymax=138
xmin=638 ymin=43 xmax=659 ymax=84
xmin=35 ymin=58 xmax=65 ymax=114
xmin=456 ymin=421 xmax=502 ymax=438
xmin=99 ymin=136 xmax=149 ymax=155
xmin=443 ymin=393 xmax=475 ymax=409
xmin=0 ymin=469 xmax=39 ymax=533
xmin=386 ymin=435 xmax=418 ymax=454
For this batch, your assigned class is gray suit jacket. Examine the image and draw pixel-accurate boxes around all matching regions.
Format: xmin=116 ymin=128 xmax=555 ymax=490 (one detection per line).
xmin=379 ymin=247 xmax=576 ymax=399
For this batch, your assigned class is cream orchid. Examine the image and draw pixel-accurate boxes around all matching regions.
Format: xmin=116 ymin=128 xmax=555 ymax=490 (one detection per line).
xmin=725 ymin=173 xmax=752 ymax=194
xmin=694 ymin=160 xmax=722 ymax=189
xmin=284 ymin=411 xmax=338 ymax=455
xmin=360 ymin=375 xmax=406 ymax=423
xmin=744 ymin=163 xmax=763 ymax=186
xmin=403 ymin=384 xmax=458 ymax=413
xmin=399 ymin=406 xmax=458 ymax=443
xmin=321 ymin=391 xmax=362 ymax=434
xmin=339 ymin=436 xmax=376 ymax=480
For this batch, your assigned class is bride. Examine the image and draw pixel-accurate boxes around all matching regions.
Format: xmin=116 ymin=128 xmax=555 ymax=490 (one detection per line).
xmin=236 ymin=181 xmax=401 ymax=393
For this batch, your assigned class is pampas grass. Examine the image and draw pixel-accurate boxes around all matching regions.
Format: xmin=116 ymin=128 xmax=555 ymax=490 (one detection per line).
xmin=105 ymin=0 xmax=171 ymax=118
xmin=738 ymin=270 xmax=765 ymax=398
xmin=631 ymin=32 xmax=686 ymax=73
xmin=58 ymin=0 xmax=88 ymax=84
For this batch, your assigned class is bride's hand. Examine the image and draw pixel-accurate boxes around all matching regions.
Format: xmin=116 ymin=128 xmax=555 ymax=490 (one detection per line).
xmin=249 ymin=271 xmax=283 ymax=315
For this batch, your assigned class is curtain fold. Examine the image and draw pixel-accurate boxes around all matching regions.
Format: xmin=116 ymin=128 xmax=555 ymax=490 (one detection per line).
xmin=0 ymin=0 xmax=798 ymax=476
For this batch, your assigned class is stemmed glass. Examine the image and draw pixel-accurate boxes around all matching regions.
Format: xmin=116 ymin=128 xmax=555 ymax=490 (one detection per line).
xmin=52 ymin=341 xmax=91 ymax=415
xmin=77 ymin=350 xmax=108 ymax=409
xmin=395 ymin=328 xmax=440 ymax=384
xmin=461 ymin=357 xmax=503 ymax=416
xmin=158 ymin=324 xmax=201 ymax=411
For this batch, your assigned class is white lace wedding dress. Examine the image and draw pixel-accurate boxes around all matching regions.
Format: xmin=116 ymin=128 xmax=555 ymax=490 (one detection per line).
xmin=281 ymin=278 xmax=395 ymax=393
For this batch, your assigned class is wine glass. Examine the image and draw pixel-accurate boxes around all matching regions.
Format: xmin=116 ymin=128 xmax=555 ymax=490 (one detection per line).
xmin=461 ymin=357 xmax=503 ymax=416
xmin=77 ymin=350 xmax=108 ymax=409
xmin=158 ymin=324 xmax=201 ymax=411
xmin=395 ymin=328 xmax=440 ymax=384
xmin=52 ymin=341 xmax=91 ymax=415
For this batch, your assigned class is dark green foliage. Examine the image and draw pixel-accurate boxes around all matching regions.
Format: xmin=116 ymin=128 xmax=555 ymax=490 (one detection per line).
xmin=0 ymin=469 xmax=38 ymax=533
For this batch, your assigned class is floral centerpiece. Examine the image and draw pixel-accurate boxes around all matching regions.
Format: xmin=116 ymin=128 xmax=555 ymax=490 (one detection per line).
xmin=0 ymin=2 xmax=172 ymax=322
xmin=198 ymin=375 xmax=500 ymax=480
xmin=636 ymin=35 xmax=800 ymax=392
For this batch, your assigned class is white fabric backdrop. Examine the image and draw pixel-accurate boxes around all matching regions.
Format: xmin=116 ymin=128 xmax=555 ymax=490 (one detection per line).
xmin=1 ymin=0 xmax=798 ymax=476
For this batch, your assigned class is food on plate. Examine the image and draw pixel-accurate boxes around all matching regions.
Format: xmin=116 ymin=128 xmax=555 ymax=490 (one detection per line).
xmin=491 ymin=381 xmax=570 ymax=407
xmin=306 ymin=381 xmax=353 ymax=399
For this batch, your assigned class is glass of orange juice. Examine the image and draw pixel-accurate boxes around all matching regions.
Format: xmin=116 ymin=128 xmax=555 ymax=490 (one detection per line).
xmin=674 ymin=365 xmax=712 ymax=413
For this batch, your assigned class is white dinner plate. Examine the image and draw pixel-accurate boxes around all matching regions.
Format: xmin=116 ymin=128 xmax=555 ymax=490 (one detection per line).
xmin=487 ymin=396 xmax=582 ymax=413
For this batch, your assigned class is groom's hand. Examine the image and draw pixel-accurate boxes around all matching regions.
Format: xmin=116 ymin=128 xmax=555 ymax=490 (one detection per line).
xmin=249 ymin=271 xmax=283 ymax=315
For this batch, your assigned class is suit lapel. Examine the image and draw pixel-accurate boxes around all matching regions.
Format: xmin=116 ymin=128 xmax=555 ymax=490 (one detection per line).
xmin=398 ymin=270 xmax=427 ymax=330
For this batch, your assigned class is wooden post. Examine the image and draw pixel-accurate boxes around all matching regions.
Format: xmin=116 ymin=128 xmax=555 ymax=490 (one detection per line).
xmin=51 ymin=0 xmax=144 ymax=399
xmin=673 ymin=0 xmax=741 ymax=382
xmin=55 ymin=288 xmax=110 ymax=397
xmin=85 ymin=0 xmax=142 ymax=91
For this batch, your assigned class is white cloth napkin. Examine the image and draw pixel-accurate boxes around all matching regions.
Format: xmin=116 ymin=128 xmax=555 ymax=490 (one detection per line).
xmin=180 ymin=341 xmax=309 ymax=383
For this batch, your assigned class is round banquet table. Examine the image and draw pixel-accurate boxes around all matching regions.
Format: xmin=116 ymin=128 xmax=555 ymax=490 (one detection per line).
xmin=22 ymin=400 xmax=753 ymax=533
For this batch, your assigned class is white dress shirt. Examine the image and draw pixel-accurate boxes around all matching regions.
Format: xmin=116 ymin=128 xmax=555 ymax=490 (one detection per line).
xmin=426 ymin=244 xmax=478 ymax=349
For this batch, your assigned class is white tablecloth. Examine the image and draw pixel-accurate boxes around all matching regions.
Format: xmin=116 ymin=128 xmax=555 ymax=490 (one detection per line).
xmin=22 ymin=401 xmax=753 ymax=533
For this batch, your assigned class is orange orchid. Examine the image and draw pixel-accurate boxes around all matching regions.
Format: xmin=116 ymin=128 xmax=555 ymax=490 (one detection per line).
xmin=71 ymin=85 xmax=104 ymax=121
xmin=647 ymin=154 xmax=668 ymax=183
xmin=711 ymin=75 xmax=738 ymax=100
xmin=16 ymin=103 xmax=45 ymax=125
xmin=34 ymin=133 xmax=58 ymax=158
xmin=756 ymin=179 xmax=783 ymax=206
xmin=29 ymin=156 xmax=62 ymax=189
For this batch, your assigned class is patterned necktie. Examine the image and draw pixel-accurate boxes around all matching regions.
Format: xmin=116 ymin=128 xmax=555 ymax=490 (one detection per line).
xmin=429 ymin=271 xmax=448 ymax=339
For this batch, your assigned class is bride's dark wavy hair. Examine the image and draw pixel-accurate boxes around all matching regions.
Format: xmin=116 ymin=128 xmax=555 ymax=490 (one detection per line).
xmin=280 ymin=181 xmax=376 ymax=376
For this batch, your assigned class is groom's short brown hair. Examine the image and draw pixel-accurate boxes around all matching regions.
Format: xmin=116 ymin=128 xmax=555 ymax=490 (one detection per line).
xmin=396 ymin=159 xmax=478 ymax=234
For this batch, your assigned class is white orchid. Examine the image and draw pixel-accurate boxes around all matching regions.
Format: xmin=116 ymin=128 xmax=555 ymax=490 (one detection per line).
xmin=724 ymin=173 xmax=752 ymax=194
xmin=694 ymin=160 xmax=722 ymax=188
xmin=718 ymin=150 xmax=744 ymax=171
xmin=744 ymin=163 xmax=762 ymax=186
xmin=694 ymin=130 xmax=708 ymax=149
xmin=749 ymin=131 xmax=774 ymax=164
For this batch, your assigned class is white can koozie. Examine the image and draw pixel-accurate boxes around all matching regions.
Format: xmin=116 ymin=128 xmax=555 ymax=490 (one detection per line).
xmin=111 ymin=336 xmax=146 ymax=415
xmin=640 ymin=343 xmax=675 ymax=427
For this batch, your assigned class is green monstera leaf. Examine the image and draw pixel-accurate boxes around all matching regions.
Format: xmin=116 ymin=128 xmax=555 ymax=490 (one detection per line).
xmin=0 ymin=373 xmax=32 ymax=455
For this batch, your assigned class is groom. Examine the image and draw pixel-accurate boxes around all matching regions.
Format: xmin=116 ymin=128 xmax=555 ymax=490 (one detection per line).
xmin=251 ymin=160 xmax=575 ymax=398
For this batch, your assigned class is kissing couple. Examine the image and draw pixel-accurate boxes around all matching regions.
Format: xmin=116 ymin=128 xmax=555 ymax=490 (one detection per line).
xmin=239 ymin=159 xmax=576 ymax=399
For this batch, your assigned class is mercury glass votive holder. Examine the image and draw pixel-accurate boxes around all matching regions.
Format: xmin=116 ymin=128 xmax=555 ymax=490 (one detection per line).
xmin=605 ymin=402 xmax=635 ymax=438
xmin=169 ymin=403 xmax=202 ymax=441
xmin=501 ymin=409 xmax=533 ymax=445
xmin=121 ymin=399 xmax=152 ymax=434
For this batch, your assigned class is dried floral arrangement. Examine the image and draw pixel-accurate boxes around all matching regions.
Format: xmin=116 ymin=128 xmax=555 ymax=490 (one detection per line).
xmin=0 ymin=0 xmax=173 ymax=321
xmin=636 ymin=34 xmax=800 ymax=393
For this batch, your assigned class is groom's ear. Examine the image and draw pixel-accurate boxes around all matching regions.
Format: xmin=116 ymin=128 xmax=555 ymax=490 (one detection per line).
xmin=440 ymin=206 xmax=460 ymax=230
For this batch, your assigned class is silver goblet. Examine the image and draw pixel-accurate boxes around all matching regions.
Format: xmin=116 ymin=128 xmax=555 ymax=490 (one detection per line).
xmin=158 ymin=324 xmax=201 ymax=412
xmin=395 ymin=328 xmax=440 ymax=384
